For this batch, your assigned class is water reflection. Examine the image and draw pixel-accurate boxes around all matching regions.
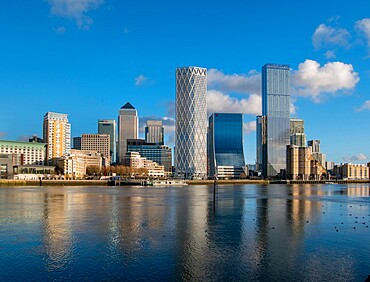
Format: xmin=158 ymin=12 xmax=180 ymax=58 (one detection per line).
xmin=0 ymin=184 xmax=369 ymax=281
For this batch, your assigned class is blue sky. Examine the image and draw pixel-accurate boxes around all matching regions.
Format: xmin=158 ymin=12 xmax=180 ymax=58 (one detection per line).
xmin=0 ymin=0 xmax=370 ymax=164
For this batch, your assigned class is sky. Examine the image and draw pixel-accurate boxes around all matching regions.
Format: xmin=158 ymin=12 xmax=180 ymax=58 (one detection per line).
xmin=0 ymin=0 xmax=370 ymax=165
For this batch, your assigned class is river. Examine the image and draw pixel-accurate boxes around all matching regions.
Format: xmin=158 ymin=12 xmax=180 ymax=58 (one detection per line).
xmin=0 ymin=184 xmax=369 ymax=281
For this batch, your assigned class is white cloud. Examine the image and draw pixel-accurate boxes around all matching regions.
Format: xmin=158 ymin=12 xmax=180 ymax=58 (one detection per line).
xmin=206 ymin=90 xmax=261 ymax=117
xmin=290 ymin=102 xmax=296 ymax=115
xmin=312 ymin=24 xmax=350 ymax=49
xmin=292 ymin=59 xmax=360 ymax=102
xmin=356 ymin=100 xmax=370 ymax=112
xmin=207 ymin=68 xmax=260 ymax=95
xmin=243 ymin=121 xmax=256 ymax=134
xmin=343 ymin=153 xmax=367 ymax=162
xmin=48 ymin=0 xmax=104 ymax=30
xmin=135 ymin=74 xmax=148 ymax=86
xmin=355 ymin=18 xmax=370 ymax=50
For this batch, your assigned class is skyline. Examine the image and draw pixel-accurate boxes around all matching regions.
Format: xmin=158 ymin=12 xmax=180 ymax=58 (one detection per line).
xmin=1 ymin=1 xmax=370 ymax=164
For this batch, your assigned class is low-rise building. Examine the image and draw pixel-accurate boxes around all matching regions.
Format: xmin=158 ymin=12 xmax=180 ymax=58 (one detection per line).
xmin=0 ymin=154 xmax=13 ymax=179
xmin=13 ymin=165 xmax=55 ymax=180
xmin=123 ymin=151 xmax=165 ymax=178
xmin=335 ymin=163 xmax=369 ymax=180
xmin=0 ymin=140 xmax=46 ymax=166
xmin=59 ymin=150 xmax=103 ymax=179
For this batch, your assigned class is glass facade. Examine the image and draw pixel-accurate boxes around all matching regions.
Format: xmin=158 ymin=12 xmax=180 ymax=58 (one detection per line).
xmin=209 ymin=113 xmax=245 ymax=179
xmin=98 ymin=119 xmax=117 ymax=164
xmin=262 ymin=64 xmax=290 ymax=178
xmin=175 ymin=67 xmax=207 ymax=179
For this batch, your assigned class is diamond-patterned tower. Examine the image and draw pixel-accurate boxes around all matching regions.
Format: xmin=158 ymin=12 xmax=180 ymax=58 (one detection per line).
xmin=175 ymin=66 xmax=207 ymax=179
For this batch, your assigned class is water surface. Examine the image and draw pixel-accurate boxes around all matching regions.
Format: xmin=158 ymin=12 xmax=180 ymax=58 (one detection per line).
xmin=0 ymin=184 xmax=369 ymax=281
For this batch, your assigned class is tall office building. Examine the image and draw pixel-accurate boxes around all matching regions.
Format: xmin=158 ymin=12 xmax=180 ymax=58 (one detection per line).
xmin=98 ymin=119 xmax=117 ymax=164
xmin=262 ymin=64 xmax=290 ymax=178
xmin=81 ymin=134 xmax=110 ymax=166
xmin=175 ymin=66 xmax=207 ymax=179
xmin=145 ymin=120 xmax=164 ymax=145
xmin=43 ymin=112 xmax=71 ymax=166
xmin=118 ymin=102 xmax=138 ymax=164
xmin=208 ymin=113 xmax=245 ymax=179
xmin=256 ymin=115 xmax=266 ymax=173
xmin=290 ymin=118 xmax=306 ymax=147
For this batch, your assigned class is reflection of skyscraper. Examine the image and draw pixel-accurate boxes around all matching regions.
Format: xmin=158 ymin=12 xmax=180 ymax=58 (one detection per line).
xmin=208 ymin=113 xmax=245 ymax=178
xmin=98 ymin=119 xmax=116 ymax=164
xmin=262 ymin=64 xmax=290 ymax=178
xmin=118 ymin=103 xmax=138 ymax=164
xmin=43 ymin=112 xmax=71 ymax=166
xmin=175 ymin=67 xmax=207 ymax=179
xmin=145 ymin=120 xmax=164 ymax=145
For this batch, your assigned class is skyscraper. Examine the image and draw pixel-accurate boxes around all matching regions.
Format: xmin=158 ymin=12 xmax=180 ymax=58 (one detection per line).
xmin=98 ymin=119 xmax=117 ymax=164
xmin=208 ymin=113 xmax=245 ymax=179
xmin=145 ymin=120 xmax=164 ymax=145
xmin=43 ymin=112 xmax=71 ymax=166
xmin=256 ymin=115 xmax=266 ymax=173
xmin=118 ymin=102 xmax=138 ymax=164
xmin=175 ymin=66 xmax=207 ymax=179
xmin=290 ymin=118 xmax=307 ymax=147
xmin=262 ymin=64 xmax=290 ymax=178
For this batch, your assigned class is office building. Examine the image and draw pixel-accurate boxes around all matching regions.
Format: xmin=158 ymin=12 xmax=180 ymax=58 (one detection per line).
xmin=290 ymin=118 xmax=307 ymax=147
xmin=118 ymin=102 xmax=138 ymax=164
xmin=98 ymin=119 xmax=117 ymax=164
xmin=175 ymin=66 xmax=207 ymax=179
xmin=81 ymin=134 xmax=110 ymax=166
xmin=0 ymin=140 xmax=47 ymax=166
xmin=43 ymin=112 xmax=71 ymax=166
xmin=261 ymin=64 xmax=290 ymax=178
xmin=256 ymin=115 xmax=266 ymax=173
xmin=127 ymin=139 xmax=172 ymax=173
xmin=145 ymin=120 xmax=164 ymax=145
xmin=208 ymin=113 xmax=245 ymax=179
xmin=72 ymin=137 xmax=81 ymax=149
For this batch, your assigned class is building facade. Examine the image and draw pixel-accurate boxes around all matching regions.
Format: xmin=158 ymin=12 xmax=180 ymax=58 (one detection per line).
xmin=261 ymin=64 xmax=291 ymax=178
xmin=123 ymin=151 xmax=165 ymax=178
xmin=286 ymin=145 xmax=327 ymax=180
xmin=0 ymin=154 xmax=13 ymax=179
xmin=308 ymin=140 xmax=326 ymax=169
xmin=256 ymin=115 xmax=266 ymax=173
xmin=145 ymin=120 xmax=164 ymax=145
xmin=81 ymin=134 xmax=110 ymax=166
xmin=290 ymin=118 xmax=307 ymax=147
xmin=334 ymin=163 xmax=369 ymax=180
xmin=175 ymin=66 xmax=207 ymax=179
xmin=208 ymin=113 xmax=245 ymax=179
xmin=118 ymin=102 xmax=138 ymax=164
xmin=127 ymin=139 xmax=172 ymax=173
xmin=0 ymin=140 xmax=47 ymax=166
xmin=98 ymin=119 xmax=117 ymax=164
xmin=43 ymin=112 xmax=71 ymax=166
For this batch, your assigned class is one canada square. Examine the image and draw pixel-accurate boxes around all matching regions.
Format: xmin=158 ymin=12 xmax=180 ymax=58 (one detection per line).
xmin=175 ymin=67 xmax=207 ymax=179
xmin=261 ymin=64 xmax=290 ymax=178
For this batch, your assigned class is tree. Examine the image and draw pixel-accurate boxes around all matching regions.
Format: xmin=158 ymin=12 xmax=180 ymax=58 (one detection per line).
xmin=86 ymin=165 xmax=101 ymax=175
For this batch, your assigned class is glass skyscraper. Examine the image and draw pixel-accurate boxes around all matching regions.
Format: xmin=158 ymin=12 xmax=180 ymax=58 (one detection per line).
xmin=98 ymin=119 xmax=116 ymax=164
xmin=145 ymin=120 xmax=164 ymax=145
xmin=208 ymin=113 xmax=245 ymax=179
xmin=261 ymin=64 xmax=290 ymax=178
xmin=175 ymin=66 xmax=207 ymax=179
